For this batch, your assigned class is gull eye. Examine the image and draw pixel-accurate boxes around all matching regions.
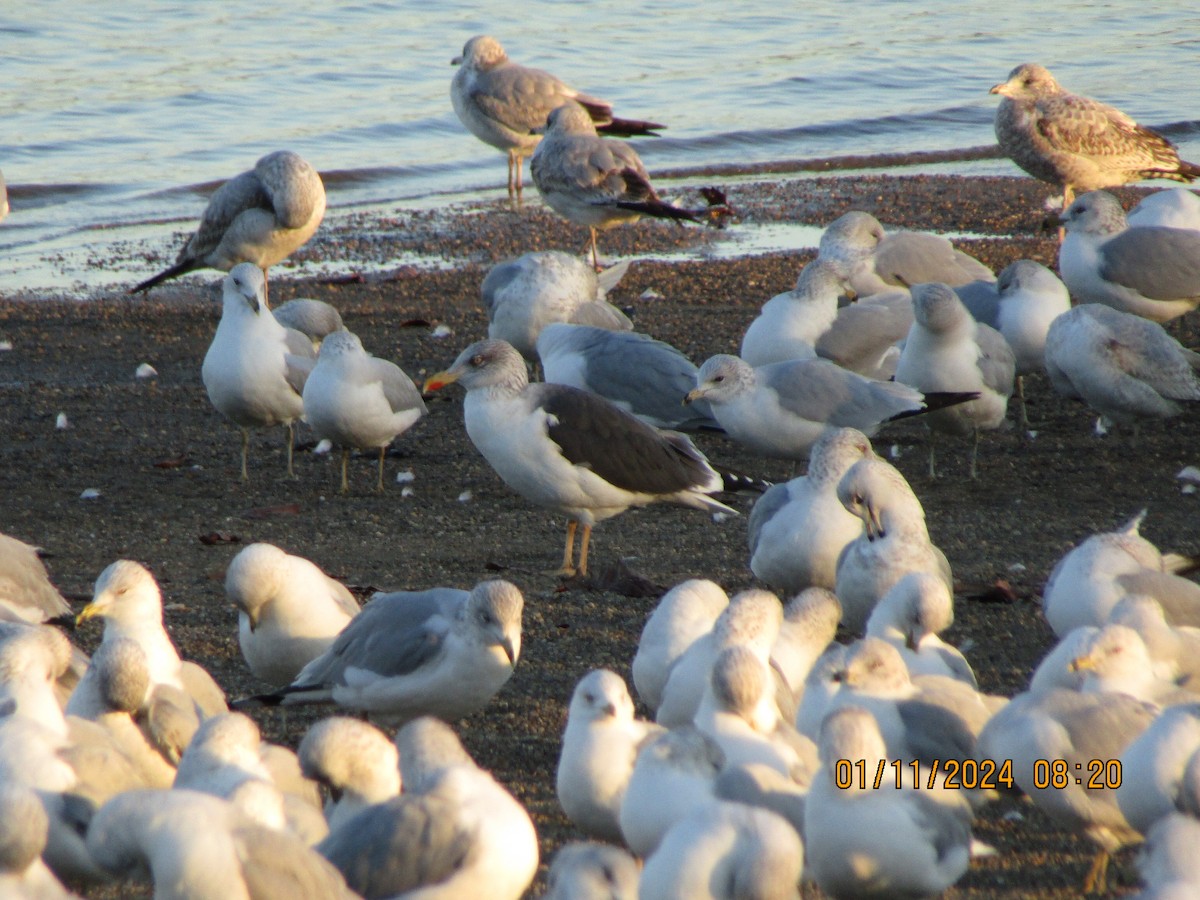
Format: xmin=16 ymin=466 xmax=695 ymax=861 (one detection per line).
xmin=584 ymin=693 xmax=595 ymax=705
xmin=712 ymin=375 xmax=725 ymax=383
xmin=852 ymin=493 xmax=864 ymax=506
xmin=470 ymin=354 xmax=485 ymax=366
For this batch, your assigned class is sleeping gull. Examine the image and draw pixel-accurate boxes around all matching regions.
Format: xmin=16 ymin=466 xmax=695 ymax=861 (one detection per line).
xmin=739 ymin=257 xmax=850 ymax=367
xmin=747 ymin=427 xmax=871 ymax=594
xmin=805 ymin=706 xmax=974 ymax=898
xmin=298 ymin=717 xmax=401 ymax=831
xmin=1134 ymin=749 xmax=1200 ymax=895
xmin=1109 ymin=595 xmax=1200 ymax=693
xmin=977 ymin=687 xmax=1157 ymax=893
xmin=318 ymin=716 xmax=539 ymax=900
xmin=1068 ymin=623 xmax=1193 ymax=705
xmin=1128 ymin=187 xmax=1200 ymax=231
xmin=302 ymin=329 xmax=427 ymax=492
xmin=1043 ymin=304 xmax=1200 ymax=432
xmin=69 ymin=559 xmax=227 ymax=720
xmin=424 ymin=339 xmax=733 ymax=576
xmin=537 ymin=323 xmax=718 ymax=431
xmin=816 ymin=210 xmax=993 ymax=296
xmin=238 ymin=579 xmax=523 ymax=726
xmin=0 ymin=531 xmax=73 ymax=626
xmin=451 ymin=35 xmax=663 ymax=197
xmin=865 ymin=571 xmax=977 ymax=687
xmin=834 ymin=450 xmax=953 ymax=633
xmin=0 ymin=783 xmax=73 ymax=898
xmin=771 ymin=588 xmax=843 ymax=699
xmin=618 ymin=726 xmax=726 ymax=857
xmin=530 ymin=101 xmax=699 ymax=268
xmin=685 ymin=354 xmax=974 ymax=464
xmin=483 ymin=251 xmax=631 ymax=361
xmin=639 ymin=800 xmax=804 ymax=900
xmin=632 ymin=579 xmax=730 ymax=712
xmin=202 ymin=263 xmax=316 ymax=481
xmin=226 ymin=542 xmax=361 ymax=687
xmin=271 ymin=297 xmax=344 ymax=349
xmin=130 ymin=150 xmax=325 ymax=294
xmin=814 ymin=288 xmax=915 ymax=379
xmin=1116 ymin=703 xmax=1200 ymax=836
xmin=1058 ymin=190 xmax=1200 ymax=323
xmin=556 ymin=668 xmax=663 ymax=842
xmin=544 ymin=842 xmax=640 ymax=900
xmin=87 ymin=788 xmax=353 ymax=898
xmin=895 ymin=282 xmax=1015 ymax=478
xmin=991 ymin=63 xmax=1200 ymax=210
xmin=957 ymin=259 xmax=1071 ymax=430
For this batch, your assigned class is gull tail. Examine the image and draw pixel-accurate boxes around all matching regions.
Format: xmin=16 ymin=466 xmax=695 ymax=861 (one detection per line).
xmin=887 ymin=391 xmax=981 ymax=423
xmin=129 ymin=258 xmax=202 ymax=294
xmin=616 ymin=197 xmax=701 ymax=225
xmin=598 ymin=117 xmax=666 ymax=138
xmin=231 ymin=683 xmax=331 ymax=709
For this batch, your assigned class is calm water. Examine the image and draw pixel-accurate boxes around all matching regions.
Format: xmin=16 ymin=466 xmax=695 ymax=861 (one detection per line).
xmin=3 ymin=1 xmax=1199 ymax=296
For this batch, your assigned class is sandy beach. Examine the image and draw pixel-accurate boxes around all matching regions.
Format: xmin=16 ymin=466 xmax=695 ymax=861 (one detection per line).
xmin=2 ymin=172 xmax=1195 ymax=897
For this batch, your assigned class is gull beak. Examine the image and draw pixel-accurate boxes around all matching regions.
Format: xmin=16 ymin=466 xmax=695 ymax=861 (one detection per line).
xmin=76 ymin=601 xmax=106 ymax=627
xmin=451 ymin=54 xmax=463 ymax=66
xmin=499 ymin=634 xmax=519 ymax=666
xmin=863 ymin=503 xmax=885 ymax=541
xmin=423 ymin=369 xmax=460 ymax=393
xmin=831 ymin=668 xmax=847 ymax=684
xmin=1068 ymin=653 xmax=1095 ymax=673
xmin=683 ymin=387 xmax=706 ymax=406
xmin=905 ymin=630 xmax=919 ymax=652
xmin=989 ymin=82 xmax=1009 ymax=97
xmin=601 ymin=702 xmax=617 ymax=717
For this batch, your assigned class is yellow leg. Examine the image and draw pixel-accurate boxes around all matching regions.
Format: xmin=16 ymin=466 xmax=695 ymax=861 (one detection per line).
xmin=340 ymin=448 xmax=350 ymax=493
xmin=1082 ymin=849 xmax=1108 ymax=894
xmin=578 ymin=524 xmax=592 ymax=577
xmin=554 ymin=520 xmax=578 ymax=576
xmin=589 ymin=228 xmax=600 ymax=271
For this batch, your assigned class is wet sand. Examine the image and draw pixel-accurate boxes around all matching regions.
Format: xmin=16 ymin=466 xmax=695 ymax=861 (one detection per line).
xmin=2 ymin=173 xmax=1195 ymax=897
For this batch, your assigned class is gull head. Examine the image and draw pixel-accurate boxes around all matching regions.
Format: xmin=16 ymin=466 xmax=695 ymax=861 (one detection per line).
xmin=544 ymin=102 xmax=599 ymax=138
xmin=817 ymin=211 xmax=886 ymax=265
xmin=93 ymin=636 xmax=152 ymax=714
xmin=1061 ymin=190 xmax=1128 ymax=238
xmin=224 ymin=262 xmax=267 ymax=315
xmin=833 ymin=637 xmax=911 ymax=692
xmin=569 ymin=668 xmax=635 ymax=723
xmin=225 ymin=543 xmax=291 ymax=630
xmin=183 ymin=711 xmax=266 ymax=772
xmin=688 ymin=354 xmax=755 ymax=406
xmin=793 ymin=257 xmax=853 ymax=300
xmin=996 ymin=259 xmax=1065 ymax=301
xmin=78 ymin=559 xmax=164 ymax=631
xmin=807 ymin=427 xmax=873 ymax=486
xmin=467 ymin=579 xmax=524 ymax=666
xmin=396 ymin=716 xmax=474 ymax=791
xmin=454 ymin=34 xmax=507 ymax=69
xmin=911 ymin=282 xmax=973 ymax=335
xmin=424 ymin=339 xmax=528 ymax=394
xmin=711 ymin=645 xmax=770 ymax=721
xmin=1068 ymin=623 xmax=1151 ymax=681
xmin=783 ymin=587 xmax=843 ymax=640
xmin=894 ymin=572 xmax=955 ymax=649
xmin=715 ymin=590 xmax=784 ymax=653
xmin=315 ymin=329 xmax=364 ymax=361
xmin=298 ymin=716 xmax=400 ymax=801
xmin=0 ymin=628 xmax=69 ymax=711
xmin=990 ymin=62 xmax=1060 ymax=100
xmin=818 ymin=705 xmax=888 ymax=772
xmin=0 ymin=783 xmax=49 ymax=873
xmin=837 ymin=453 xmax=923 ymax=541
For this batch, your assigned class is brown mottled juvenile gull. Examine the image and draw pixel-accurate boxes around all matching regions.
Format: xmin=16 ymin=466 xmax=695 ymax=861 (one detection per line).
xmin=991 ymin=63 xmax=1200 ymax=210
xmin=1059 ymin=190 xmax=1200 ymax=323
xmin=531 ymin=102 xmax=698 ymax=268
xmin=202 ymin=263 xmax=316 ymax=481
xmin=238 ymin=580 xmax=523 ymax=727
xmin=302 ymin=330 xmax=427 ymax=492
xmin=130 ymin=150 xmax=325 ymax=294
xmin=537 ymin=322 xmax=718 ymax=431
xmin=483 ymin=251 xmax=631 ymax=361
xmin=451 ymin=35 xmax=663 ymax=198
xmin=424 ymin=339 xmax=732 ymax=576
xmin=226 ymin=543 xmax=361 ymax=687
xmin=1043 ymin=303 xmax=1200 ymax=432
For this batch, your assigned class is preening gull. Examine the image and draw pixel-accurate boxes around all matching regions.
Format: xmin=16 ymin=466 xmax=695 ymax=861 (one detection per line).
xmin=130 ymin=150 xmax=325 ymax=294
xmin=638 ymin=800 xmax=804 ymax=900
xmin=771 ymin=588 xmax=843 ymax=699
xmin=1043 ymin=304 xmax=1200 ymax=432
xmin=686 ymin=354 xmax=971 ymax=464
xmin=271 ymin=298 xmax=344 ymax=349
xmin=834 ymin=452 xmax=953 ymax=633
xmin=805 ymin=706 xmax=974 ymax=899
xmin=739 ymin=257 xmax=850 ymax=367
xmin=544 ymin=842 xmax=640 ymax=900
xmin=865 ymin=571 xmax=976 ymax=687
xmin=991 ymin=63 xmax=1200 ymax=210
xmin=816 ymin=210 xmax=993 ymax=296
xmin=239 ymin=579 xmax=523 ymax=726
xmin=894 ymin=282 xmax=1015 ymax=478
xmin=483 ymin=251 xmax=631 ymax=361
xmin=632 ymin=579 xmax=730 ymax=712
xmin=0 ymin=531 xmax=73 ymax=625
xmin=1058 ymin=190 xmax=1200 ymax=323
xmin=618 ymin=726 xmax=726 ymax=857
xmin=301 ymin=330 xmax=427 ymax=492
xmin=201 ymin=263 xmax=316 ymax=481
xmin=1128 ymin=187 xmax=1200 ymax=231
xmin=424 ymin=339 xmax=732 ymax=576
xmin=226 ymin=542 xmax=361 ymax=687
xmin=537 ymin=323 xmax=719 ymax=431
xmin=451 ymin=35 xmax=663 ymax=197
xmin=556 ymin=668 xmax=663 ymax=842
xmin=530 ymin=102 xmax=698 ymax=268
xmin=298 ymin=717 xmax=401 ymax=831
xmin=747 ymin=427 xmax=872 ymax=594
xmin=317 ymin=717 xmax=538 ymax=900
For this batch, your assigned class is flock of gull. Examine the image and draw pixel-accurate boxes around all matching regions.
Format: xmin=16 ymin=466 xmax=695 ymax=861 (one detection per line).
xmin=5 ymin=36 xmax=1200 ymax=900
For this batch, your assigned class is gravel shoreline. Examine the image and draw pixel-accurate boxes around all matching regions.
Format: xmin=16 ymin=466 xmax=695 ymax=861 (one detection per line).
xmin=3 ymin=173 xmax=1196 ymax=897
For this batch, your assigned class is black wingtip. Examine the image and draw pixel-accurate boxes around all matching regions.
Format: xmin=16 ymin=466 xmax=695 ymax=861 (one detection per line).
xmin=597 ymin=117 xmax=666 ymax=138
xmin=615 ymin=198 xmax=702 ymax=224
xmin=717 ymin=466 xmax=773 ymax=494
xmin=129 ymin=259 xmax=199 ymax=295
xmin=887 ymin=391 xmax=981 ymax=423
xmin=230 ymin=691 xmax=284 ymax=710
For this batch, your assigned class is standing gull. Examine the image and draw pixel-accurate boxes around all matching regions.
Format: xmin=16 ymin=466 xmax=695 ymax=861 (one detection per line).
xmin=531 ymin=102 xmax=699 ymax=269
xmin=130 ymin=150 xmax=325 ymax=294
xmin=1059 ymin=190 xmax=1200 ymax=323
xmin=237 ymin=579 xmax=523 ymax=726
xmin=202 ymin=263 xmax=316 ymax=481
xmin=302 ymin=330 xmax=427 ymax=492
xmin=991 ymin=63 xmax=1200 ymax=210
xmin=424 ymin=339 xmax=732 ymax=576
xmin=451 ymin=35 xmax=663 ymax=197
